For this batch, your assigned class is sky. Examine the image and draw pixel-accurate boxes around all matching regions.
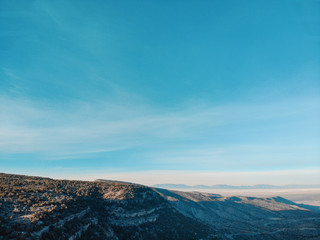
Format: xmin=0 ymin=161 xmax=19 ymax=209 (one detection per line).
xmin=0 ymin=0 xmax=319 ymax=185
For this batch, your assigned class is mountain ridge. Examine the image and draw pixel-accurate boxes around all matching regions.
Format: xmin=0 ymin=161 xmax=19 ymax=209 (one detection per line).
xmin=152 ymin=183 xmax=320 ymax=190
xmin=1 ymin=173 xmax=320 ymax=239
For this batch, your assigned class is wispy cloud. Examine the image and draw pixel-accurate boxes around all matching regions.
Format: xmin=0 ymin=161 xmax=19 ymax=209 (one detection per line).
xmin=1 ymin=95 xmax=319 ymax=169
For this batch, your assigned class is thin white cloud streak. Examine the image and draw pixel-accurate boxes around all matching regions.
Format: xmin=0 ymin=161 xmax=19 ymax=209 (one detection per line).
xmin=0 ymin=97 xmax=218 ymax=155
xmin=0 ymin=95 xmax=319 ymax=164
xmin=149 ymin=144 xmax=320 ymax=166
xmin=0 ymin=106 xmax=210 ymax=151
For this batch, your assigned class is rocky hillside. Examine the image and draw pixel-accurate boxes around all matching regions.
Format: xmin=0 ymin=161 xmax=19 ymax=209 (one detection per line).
xmin=155 ymin=189 xmax=320 ymax=239
xmin=0 ymin=173 xmax=212 ymax=240
xmin=0 ymin=173 xmax=319 ymax=240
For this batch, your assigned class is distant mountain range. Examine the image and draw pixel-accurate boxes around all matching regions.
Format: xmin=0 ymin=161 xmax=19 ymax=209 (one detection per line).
xmin=152 ymin=183 xmax=320 ymax=190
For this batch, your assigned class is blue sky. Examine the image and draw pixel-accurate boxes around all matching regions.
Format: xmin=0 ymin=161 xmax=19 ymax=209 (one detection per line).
xmin=0 ymin=0 xmax=319 ymax=184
